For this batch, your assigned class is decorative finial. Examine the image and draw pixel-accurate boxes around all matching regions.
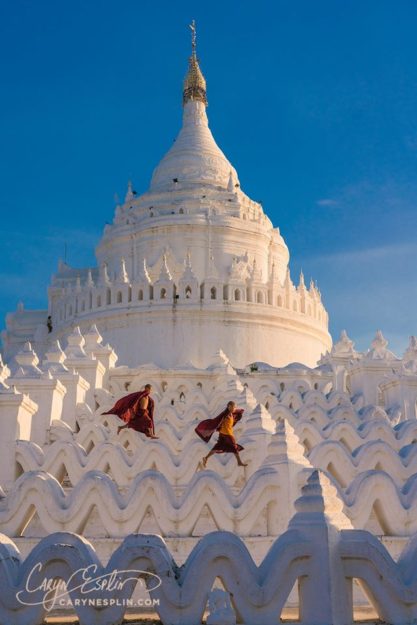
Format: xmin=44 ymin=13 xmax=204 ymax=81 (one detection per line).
xmin=331 ymin=330 xmax=357 ymax=357
xmin=137 ymin=258 xmax=151 ymax=284
xmin=403 ymin=336 xmax=417 ymax=374
xmin=159 ymin=253 xmax=173 ymax=281
xmin=99 ymin=262 xmax=111 ymax=286
xmin=227 ymin=171 xmax=234 ymax=192
xmin=117 ymin=258 xmax=129 ymax=284
xmin=365 ymin=330 xmax=397 ymax=361
xmin=284 ymin=267 xmax=291 ymax=288
xmin=183 ymin=20 xmax=207 ymax=107
xmin=125 ymin=180 xmax=136 ymax=202
xmin=86 ymin=269 xmax=94 ymax=288
xmin=190 ymin=19 xmax=197 ymax=56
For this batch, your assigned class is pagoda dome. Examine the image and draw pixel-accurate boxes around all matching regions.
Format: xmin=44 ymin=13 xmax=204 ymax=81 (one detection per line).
xmin=150 ymin=101 xmax=239 ymax=192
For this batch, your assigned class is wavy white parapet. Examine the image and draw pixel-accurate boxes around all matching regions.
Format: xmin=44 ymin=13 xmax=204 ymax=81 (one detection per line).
xmin=16 ymin=436 xmax=249 ymax=487
xmin=0 ymin=468 xmax=290 ymax=538
xmin=1 ymin=471 xmax=417 ymax=625
xmin=2 ymin=462 xmax=417 ymax=538
xmin=296 ymin=418 xmax=417 ymax=455
xmin=309 ymin=439 xmax=417 ymax=488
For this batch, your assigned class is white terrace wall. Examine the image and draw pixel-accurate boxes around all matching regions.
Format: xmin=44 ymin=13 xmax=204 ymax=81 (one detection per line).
xmin=1 ymin=472 xmax=417 ymax=625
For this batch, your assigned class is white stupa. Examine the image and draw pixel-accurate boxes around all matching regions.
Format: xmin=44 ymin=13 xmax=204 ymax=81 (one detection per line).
xmin=1 ymin=26 xmax=417 ymax=625
xmin=1 ymin=29 xmax=331 ymax=369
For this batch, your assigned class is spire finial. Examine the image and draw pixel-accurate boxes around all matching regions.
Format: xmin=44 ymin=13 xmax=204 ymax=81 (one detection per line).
xmin=190 ymin=19 xmax=197 ymax=56
xmin=183 ymin=21 xmax=207 ymax=107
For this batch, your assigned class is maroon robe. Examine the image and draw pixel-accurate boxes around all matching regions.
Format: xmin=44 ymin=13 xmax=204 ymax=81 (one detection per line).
xmin=195 ymin=408 xmax=244 ymax=453
xmin=103 ymin=389 xmax=155 ymax=437
xmin=211 ymin=433 xmax=244 ymax=454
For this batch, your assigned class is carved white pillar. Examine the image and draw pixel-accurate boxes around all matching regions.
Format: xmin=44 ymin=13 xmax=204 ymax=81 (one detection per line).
xmin=64 ymin=326 xmax=105 ymax=407
xmin=83 ymin=324 xmax=117 ymax=385
xmin=8 ymin=343 xmax=66 ymax=445
xmin=42 ymin=340 xmax=90 ymax=429
xmin=0 ymin=385 xmax=37 ymax=490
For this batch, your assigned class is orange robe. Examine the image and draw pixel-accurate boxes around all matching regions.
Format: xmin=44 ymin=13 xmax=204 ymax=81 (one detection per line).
xmin=195 ymin=408 xmax=244 ymax=454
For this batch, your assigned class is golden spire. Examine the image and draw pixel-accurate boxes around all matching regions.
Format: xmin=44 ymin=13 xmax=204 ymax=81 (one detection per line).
xmin=183 ymin=20 xmax=207 ymax=107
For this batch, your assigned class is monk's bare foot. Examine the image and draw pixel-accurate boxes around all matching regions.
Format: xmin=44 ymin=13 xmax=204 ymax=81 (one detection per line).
xmin=238 ymin=461 xmax=248 ymax=467
xmin=202 ymin=457 xmax=207 ymax=468
xmin=150 ymin=435 xmax=159 ymax=439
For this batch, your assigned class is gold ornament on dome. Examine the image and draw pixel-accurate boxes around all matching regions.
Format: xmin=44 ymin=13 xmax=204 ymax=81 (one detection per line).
xmin=183 ymin=20 xmax=208 ymax=106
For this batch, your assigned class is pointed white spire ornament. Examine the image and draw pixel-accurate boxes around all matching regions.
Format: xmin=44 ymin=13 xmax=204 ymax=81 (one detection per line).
xmin=207 ymin=252 xmax=219 ymax=279
xmin=251 ymin=259 xmax=262 ymax=282
xmin=181 ymin=251 xmax=197 ymax=281
xmin=43 ymin=340 xmax=69 ymax=374
xmin=403 ymin=336 xmax=417 ymax=374
xmin=159 ymin=254 xmax=173 ymax=281
xmin=365 ymin=330 xmax=397 ymax=361
xmin=65 ymin=326 xmax=87 ymax=359
xmin=227 ymin=171 xmax=234 ymax=192
xmin=284 ymin=268 xmax=292 ymax=290
xmin=98 ymin=262 xmax=111 ymax=287
xmin=12 ymin=342 xmax=42 ymax=378
xmin=86 ymin=269 xmax=94 ymax=287
xmin=116 ymin=258 xmax=129 ymax=284
xmin=330 ymin=330 xmax=357 ymax=357
xmin=289 ymin=470 xmax=353 ymax=530
xmin=137 ymin=258 xmax=152 ymax=284
xmin=125 ymin=180 xmax=136 ymax=202
xmin=0 ymin=354 xmax=11 ymax=385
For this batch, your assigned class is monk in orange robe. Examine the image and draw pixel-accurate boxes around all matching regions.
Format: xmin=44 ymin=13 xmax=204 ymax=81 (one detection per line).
xmin=103 ymin=384 xmax=158 ymax=439
xmin=195 ymin=401 xmax=247 ymax=467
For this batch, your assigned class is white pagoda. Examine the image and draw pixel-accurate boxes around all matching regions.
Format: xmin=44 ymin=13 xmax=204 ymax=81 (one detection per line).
xmin=2 ymin=26 xmax=331 ymax=370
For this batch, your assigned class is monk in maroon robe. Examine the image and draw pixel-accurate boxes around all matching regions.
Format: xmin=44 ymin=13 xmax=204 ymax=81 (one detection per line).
xmin=195 ymin=401 xmax=247 ymax=467
xmin=103 ymin=384 xmax=158 ymax=439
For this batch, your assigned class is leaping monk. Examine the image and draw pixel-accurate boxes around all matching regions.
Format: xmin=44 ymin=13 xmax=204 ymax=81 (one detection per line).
xmin=103 ymin=383 xmax=159 ymax=439
xmin=195 ymin=401 xmax=247 ymax=468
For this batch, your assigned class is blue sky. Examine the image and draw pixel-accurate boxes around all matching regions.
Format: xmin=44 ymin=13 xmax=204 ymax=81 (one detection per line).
xmin=1 ymin=0 xmax=417 ymax=356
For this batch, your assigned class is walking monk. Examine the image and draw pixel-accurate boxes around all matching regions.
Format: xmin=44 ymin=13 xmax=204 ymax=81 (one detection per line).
xmin=103 ymin=383 xmax=159 ymax=439
xmin=195 ymin=401 xmax=247 ymax=468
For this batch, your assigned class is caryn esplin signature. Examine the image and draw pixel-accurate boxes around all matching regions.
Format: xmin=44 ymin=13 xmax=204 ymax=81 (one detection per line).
xmin=16 ymin=562 xmax=162 ymax=611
